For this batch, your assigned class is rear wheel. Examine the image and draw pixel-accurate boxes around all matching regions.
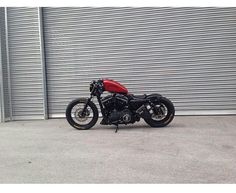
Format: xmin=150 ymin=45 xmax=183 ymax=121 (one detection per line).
xmin=144 ymin=97 xmax=175 ymax=127
xmin=66 ymin=98 xmax=98 ymax=130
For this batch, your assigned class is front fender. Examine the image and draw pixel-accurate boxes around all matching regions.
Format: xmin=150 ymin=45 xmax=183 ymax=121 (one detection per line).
xmin=68 ymin=97 xmax=89 ymax=104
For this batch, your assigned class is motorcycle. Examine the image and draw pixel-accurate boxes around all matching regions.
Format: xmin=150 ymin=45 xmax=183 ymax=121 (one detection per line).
xmin=66 ymin=79 xmax=175 ymax=132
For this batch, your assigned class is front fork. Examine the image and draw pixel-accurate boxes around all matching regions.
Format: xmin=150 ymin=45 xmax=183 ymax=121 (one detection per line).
xmin=81 ymin=96 xmax=92 ymax=116
xmin=81 ymin=95 xmax=107 ymax=121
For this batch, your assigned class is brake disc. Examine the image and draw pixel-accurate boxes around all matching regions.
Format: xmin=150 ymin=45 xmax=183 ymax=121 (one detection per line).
xmin=74 ymin=108 xmax=90 ymax=122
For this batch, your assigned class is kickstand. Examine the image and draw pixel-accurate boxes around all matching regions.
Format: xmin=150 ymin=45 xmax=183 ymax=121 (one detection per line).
xmin=115 ymin=125 xmax=119 ymax=133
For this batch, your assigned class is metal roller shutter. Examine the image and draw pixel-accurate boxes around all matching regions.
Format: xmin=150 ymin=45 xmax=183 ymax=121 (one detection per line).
xmin=42 ymin=7 xmax=236 ymax=117
xmin=6 ymin=7 xmax=44 ymax=120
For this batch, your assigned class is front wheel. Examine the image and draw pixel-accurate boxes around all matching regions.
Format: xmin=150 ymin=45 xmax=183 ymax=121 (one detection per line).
xmin=66 ymin=98 xmax=99 ymax=130
xmin=144 ymin=97 xmax=175 ymax=127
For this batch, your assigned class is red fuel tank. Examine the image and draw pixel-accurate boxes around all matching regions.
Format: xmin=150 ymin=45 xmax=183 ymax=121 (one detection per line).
xmin=103 ymin=79 xmax=128 ymax=94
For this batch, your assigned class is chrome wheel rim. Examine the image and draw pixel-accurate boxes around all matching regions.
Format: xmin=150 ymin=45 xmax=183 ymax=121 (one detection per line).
xmin=71 ymin=103 xmax=93 ymax=125
xmin=151 ymin=103 xmax=168 ymax=121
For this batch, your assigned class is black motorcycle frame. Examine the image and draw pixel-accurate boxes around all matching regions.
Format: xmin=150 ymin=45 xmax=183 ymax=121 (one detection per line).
xmin=81 ymin=80 xmax=162 ymax=124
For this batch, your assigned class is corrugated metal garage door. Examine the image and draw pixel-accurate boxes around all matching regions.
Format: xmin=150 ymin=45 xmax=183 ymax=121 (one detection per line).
xmin=6 ymin=8 xmax=45 ymax=120
xmin=42 ymin=7 xmax=236 ymax=117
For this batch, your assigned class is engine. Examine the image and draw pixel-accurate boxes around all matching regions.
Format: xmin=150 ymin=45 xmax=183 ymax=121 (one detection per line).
xmin=101 ymin=94 xmax=133 ymax=124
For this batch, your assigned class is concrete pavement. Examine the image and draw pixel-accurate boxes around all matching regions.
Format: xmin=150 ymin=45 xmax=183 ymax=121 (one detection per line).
xmin=0 ymin=116 xmax=236 ymax=183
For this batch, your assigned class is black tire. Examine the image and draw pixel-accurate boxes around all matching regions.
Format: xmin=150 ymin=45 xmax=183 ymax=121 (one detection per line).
xmin=66 ymin=98 xmax=98 ymax=130
xmin=144 ymin=97 xmax=175 ymax=127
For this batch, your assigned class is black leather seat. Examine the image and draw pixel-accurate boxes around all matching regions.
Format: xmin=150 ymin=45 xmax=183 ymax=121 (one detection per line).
xmin=131 ymin=94 xmax=147 ymax=99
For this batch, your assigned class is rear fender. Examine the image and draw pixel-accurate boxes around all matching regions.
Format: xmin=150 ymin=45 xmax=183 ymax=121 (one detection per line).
xmin=146 ymin=94 xmax=162 ymax=103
